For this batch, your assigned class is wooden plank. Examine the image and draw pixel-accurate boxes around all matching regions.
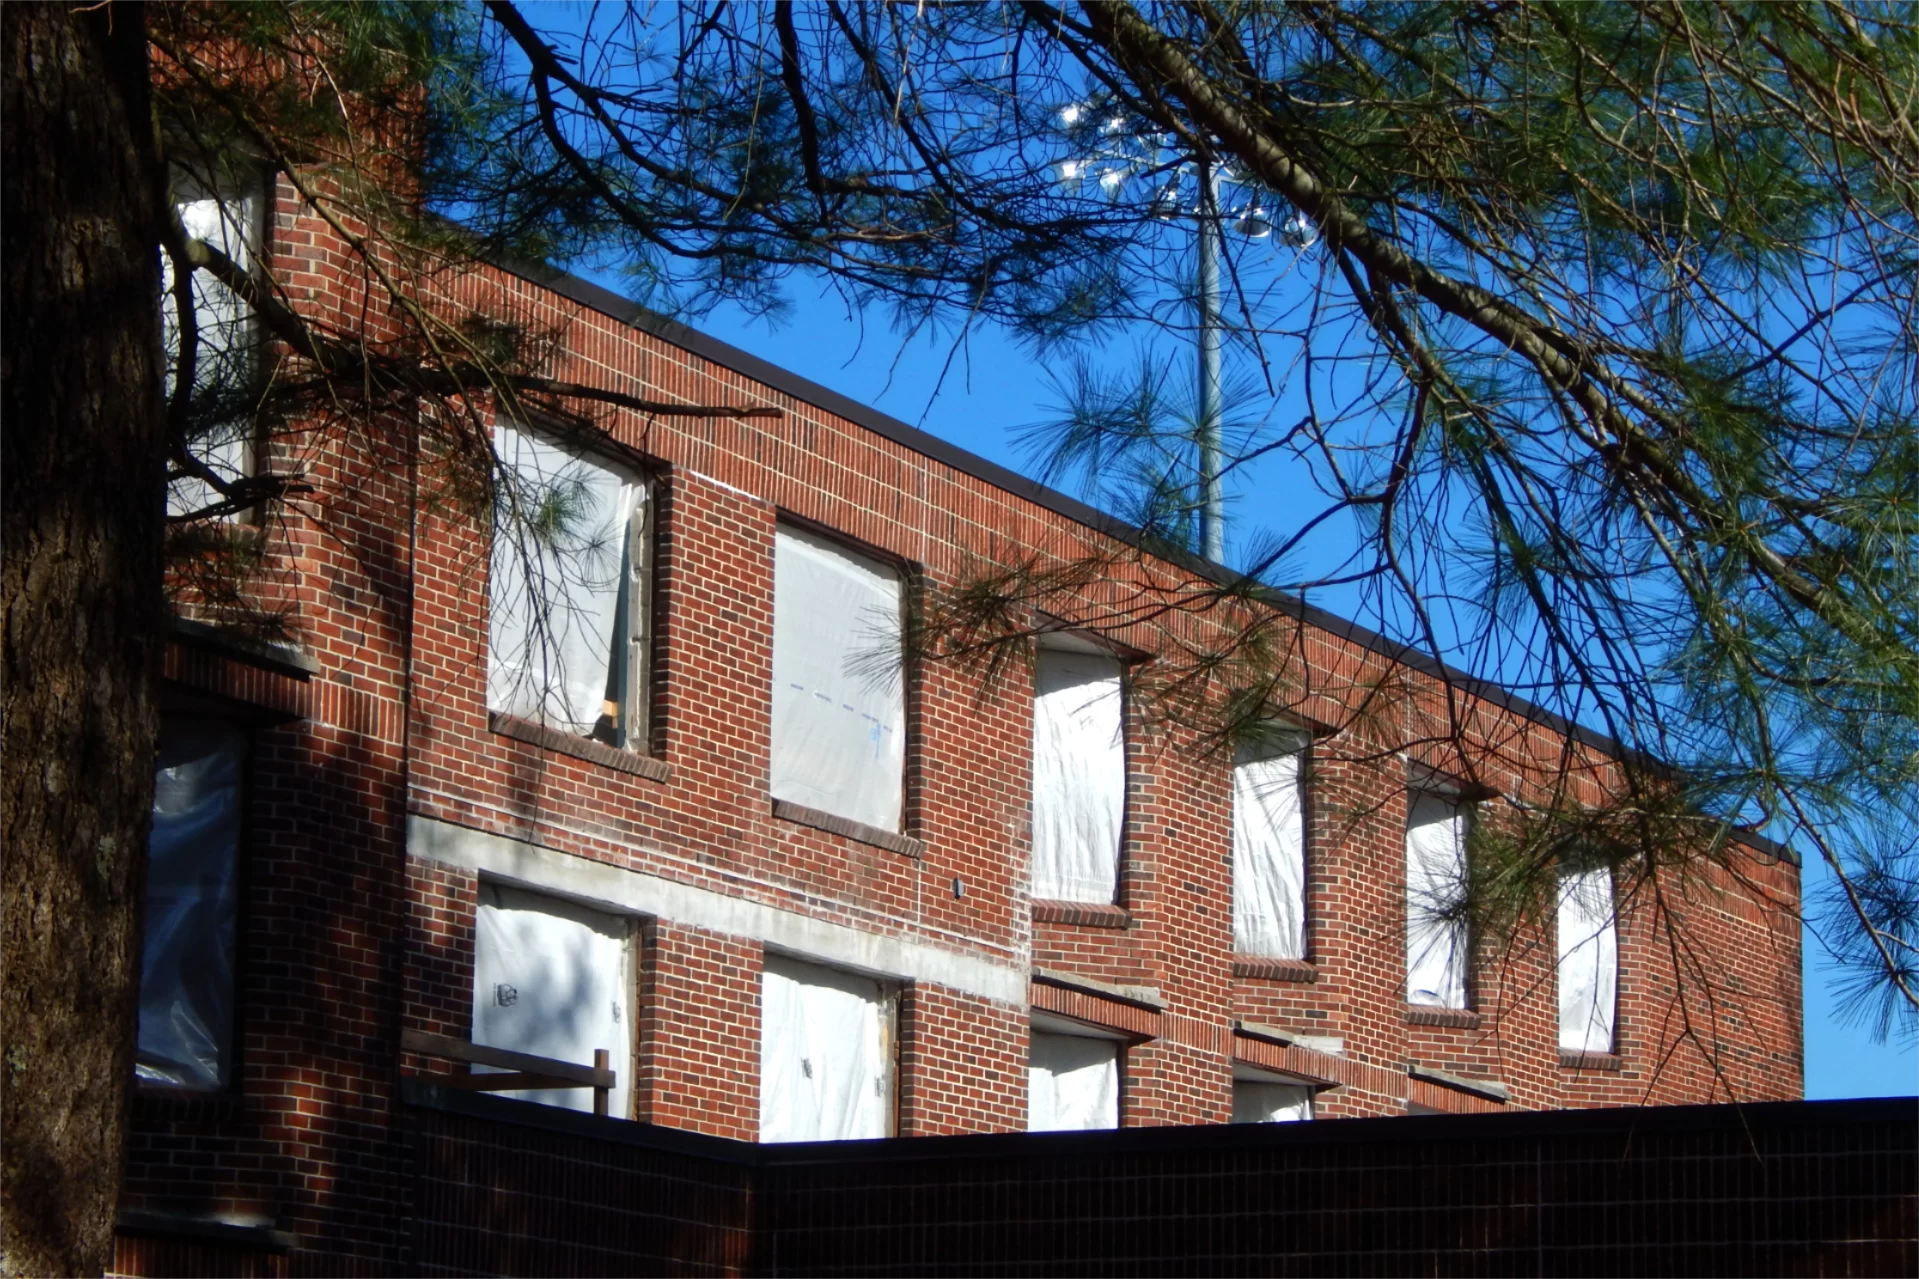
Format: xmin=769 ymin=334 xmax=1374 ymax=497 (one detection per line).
xmin=438 ymin=1072 xmax=589 ymax=1093
xmin=401 ymin=1028 xmax=615 ymax=1088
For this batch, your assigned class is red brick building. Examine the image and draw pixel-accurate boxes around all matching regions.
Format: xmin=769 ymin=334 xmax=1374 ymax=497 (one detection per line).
xmin=123 ymin=177 xmax=1802 ymax=1269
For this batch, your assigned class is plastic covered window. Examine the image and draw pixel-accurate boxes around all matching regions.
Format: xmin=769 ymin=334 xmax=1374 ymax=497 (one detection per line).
xmin=769 ymin=526 xmax=905 ymax=830
xmin=1231 ymin=1078 xmax=1314 ymax=1123
xmin=759 ymin=956 xmax=893 ymax=1142
xmin=1405 ymin=791 xmax=1471 ymax=1009
xmin=163 ymin=188 xmax=260 ymax=520
xmin=1557 ymin=866 xmax=1619 ymax=1053
xmin=1030 ymin=646 xmax=1125 ymax=903
xmin=1231 ymin=738 xmax=1307 ymax=958
xmin=487 ymin=424 xmax=650 ymax=748
xmin=471 ymin=883 xmax=633 ymax=1116
xmin=1028 ymin=1030 xmax=1120 ymax=1131
xmin=137 ymin=719 xmax=245 ymax=1089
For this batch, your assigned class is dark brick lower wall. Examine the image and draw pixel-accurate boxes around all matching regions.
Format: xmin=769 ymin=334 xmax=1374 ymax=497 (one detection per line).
xmin=395 ymin=1089 xmax=1914 ymax=1278
xmin=751 ymin=1101 xmax=1916 ymax=1277
xmin=126 ymin=1089 xmax=1916 ymax=1277
xmin=410 ymin=1102 xmax=755 ymax=1277
xmin=110 ymin=1232 xmax=287 ymax=1279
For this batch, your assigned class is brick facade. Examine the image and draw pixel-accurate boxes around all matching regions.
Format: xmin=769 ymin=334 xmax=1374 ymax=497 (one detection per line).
xmin=122 ymin=178 xmax=1802 ymax=1268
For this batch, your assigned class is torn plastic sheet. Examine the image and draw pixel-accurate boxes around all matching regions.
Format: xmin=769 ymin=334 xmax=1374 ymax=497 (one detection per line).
xmin=769 ymin=526 xmax=905 ymax=831
xmin=1405 ymin=791 xmax=1470 ymax=1008
xmin=1557 ymin=866 xmax=1618 ymax=1052
xmin=759 ymin=956 xmax=892 ymax=1142
xmin=1232 ymin=747 xmax=1306 ymax=958
xmin=137 ymin=719 xmax=245 ymax=1089
xmin=487 ymin=423 xmax=643 ymax=739
xmin=1027 ymin=1032 xmax=1119 ymax=1131
xmin=472 ymin=882 xmax=632 ymax=1116
xmin=1031 ymin=648 xmax=1125 ymax=902
xmin=1232 ymin=1080 xmax=1313 ymax=1123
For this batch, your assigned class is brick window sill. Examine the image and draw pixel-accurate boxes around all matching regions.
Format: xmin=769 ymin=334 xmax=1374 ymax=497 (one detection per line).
xmin=1032 ymin=900 xmax=1131 ymax=929
xmin=489 ymin=711 xmax=670 ymax=782
xmin=117 ymin=1210 xmax=296 ymax=1253
xmin=771 ymin=799 xmax=924 ymax=857
xmin=1233 ymin=956 xmax=1318 ymax=983
xmin=1404 ymin=1005 xmax=1482 ymax=1030
xmin=1560 ymin=1050 xmax=1623 ymax=1071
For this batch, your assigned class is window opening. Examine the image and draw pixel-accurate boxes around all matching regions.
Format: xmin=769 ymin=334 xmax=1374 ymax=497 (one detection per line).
xmin=138 ymin=717 xmax=246 ymax=1089
xmin=759 ymin=956 xmax=894 ymax=1142
xmin=1231 ymin=735 xmax=1307 ymax=958
xmin=1405 ymin=790 xmax=1471 ymax=1009
xmin=1031 ymin=644 xmax=1125 ymax=903
xmin=487 ymin=423 xmax=650 ymax=749
xmin=163 ymin=186 xmax=260 ymax=520
xmin=1557 ymin=866 xmax=1619 ymax=1053
xmin=471 ymin=883 xmax=634 ymax=1117
xmin=769 ymin=525 xmax=905 ymax=830
xmin=1027 ymin=1027 xmax=1121 ymax=1131
xmin=1231 ymin=1065 xmax=1314 ymax=1123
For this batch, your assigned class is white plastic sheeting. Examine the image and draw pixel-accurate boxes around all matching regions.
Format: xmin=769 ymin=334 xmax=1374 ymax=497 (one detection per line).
xmin=164 ymin=193 xmax=258 ymax=518
xmin=138 ymin=720 xmax=246 ymax=1089
xmin=759 ymin=956 xmax=893 ymax=1142
xmin=1231 ymin=1080 xmax=1313 ymax=1124
xmin=487 ymin=424 xmax=644 ymax=741
xmin=1557 ymin=867 xmax=1619 ymax=1053
xmin=1405 ymin=791 xmax=1471 ymax=1009
xmin=471 ymin=883 xmax=633 ymax=1116
xmin=1031 ymin=648 xmax=1125 ymax=902
xmin=769 ymin=527 xmax=905 ymax=831
xmin=1232 ymin=746 xmax=1307 ymax=958
xmin=1027 ymin=1031 xmax=1120 ymax=1131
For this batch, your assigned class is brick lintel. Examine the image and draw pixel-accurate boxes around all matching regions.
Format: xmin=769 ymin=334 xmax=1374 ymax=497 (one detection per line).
xmin=1032 ymin=968 xmax=1162 ymax=1012
xmin=1408 ymin=1062 xmax=1511 ymax=1103
xmin=1030 ymin=976 xmax=1163 ymax=1040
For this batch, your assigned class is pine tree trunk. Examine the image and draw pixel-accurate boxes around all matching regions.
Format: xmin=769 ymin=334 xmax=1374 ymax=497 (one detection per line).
xmin=2 ymin=4 xmax=167 ymax=1274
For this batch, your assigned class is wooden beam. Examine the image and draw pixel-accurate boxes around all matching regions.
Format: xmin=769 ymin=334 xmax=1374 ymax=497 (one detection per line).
xmin=401 ymin=1027 xmax=616 ymax=1090
xmin=439 ymin=1071 xmax=590 ymax=1093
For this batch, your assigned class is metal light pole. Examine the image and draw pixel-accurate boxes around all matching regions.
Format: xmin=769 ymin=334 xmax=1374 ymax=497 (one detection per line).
xmin=1195 ymin=160 xmax=1225 ymax=564
xmin=1057 ymin=106 xmax=1312 ymax=566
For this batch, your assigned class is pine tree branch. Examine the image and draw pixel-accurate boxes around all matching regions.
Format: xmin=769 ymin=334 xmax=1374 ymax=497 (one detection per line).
xmin=1075 ymin=0 xmax=1881 ymax=648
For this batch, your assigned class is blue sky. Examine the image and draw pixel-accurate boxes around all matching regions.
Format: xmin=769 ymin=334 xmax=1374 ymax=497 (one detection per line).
xmin=661 ymin=279 xmax=1914 ymax=1102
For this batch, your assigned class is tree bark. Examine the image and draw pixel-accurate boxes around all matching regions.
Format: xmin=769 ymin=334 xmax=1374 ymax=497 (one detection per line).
xmin=2 ymin=4 xmax=166 ymax=1275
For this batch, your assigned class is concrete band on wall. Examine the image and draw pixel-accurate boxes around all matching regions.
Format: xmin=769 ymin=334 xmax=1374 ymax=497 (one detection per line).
xmin=407 ymin=813 xmax=1029 ymax=1006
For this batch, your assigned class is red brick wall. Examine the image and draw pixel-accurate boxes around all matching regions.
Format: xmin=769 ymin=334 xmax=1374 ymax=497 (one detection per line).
xmin=896 ymin=985 xmax=1027 ymax=1136
xmin=639 ymin=923 xmax=762 ymax=1141
xmin=121 ymin=177 xmax=1802 ymax=1271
